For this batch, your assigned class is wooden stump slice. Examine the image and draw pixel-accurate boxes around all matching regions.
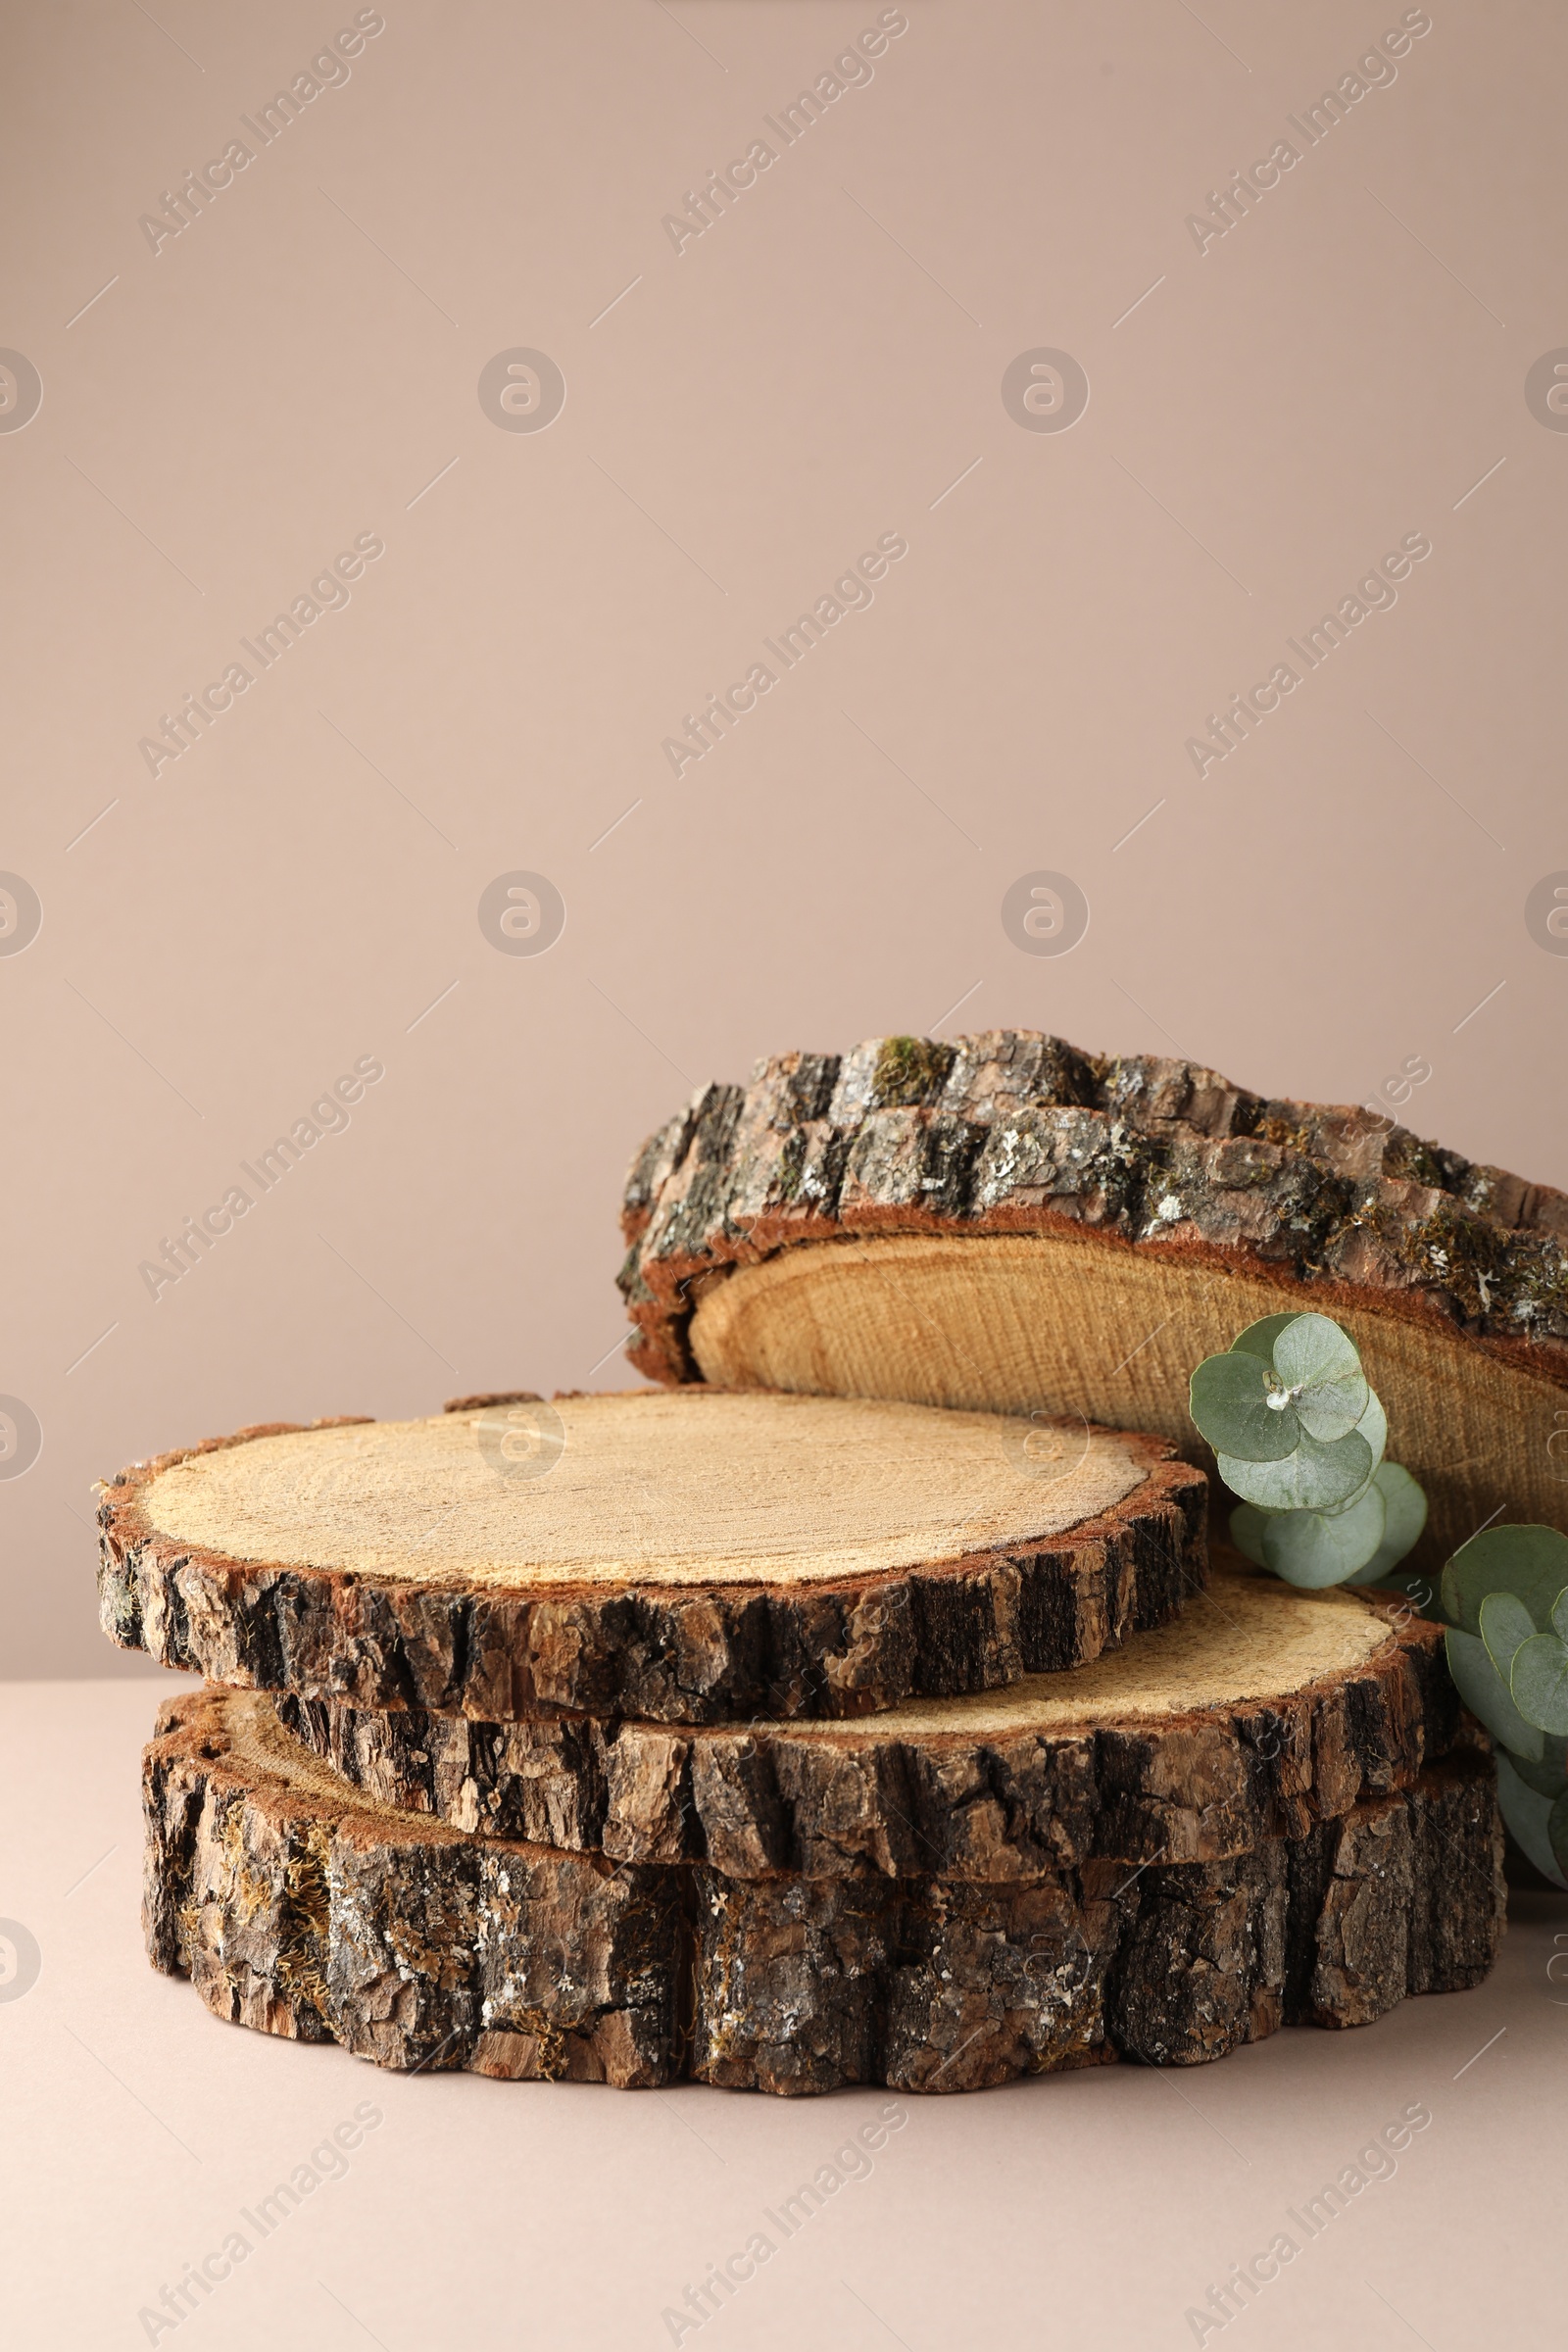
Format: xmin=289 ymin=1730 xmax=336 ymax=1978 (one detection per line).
xmin=695 ymin=1749 xmax=1501 ymax=2093
xmin=145 ymin=1686 xmax=1503 ymax=2096
xmin=280 ymin=1557 xmax=1462 ymax=1878
xmin=618 ymin=1031 xmax=1568 ymax=1569
xmin=99 ymin=1391 xmax=1206 ymax=1722
xmin=143 ymin=1687 xmax=680 ymax=2090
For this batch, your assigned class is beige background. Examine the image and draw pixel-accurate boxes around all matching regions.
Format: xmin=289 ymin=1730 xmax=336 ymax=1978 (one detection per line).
xmin=4 ymin=13 xmax=1567 ymax=2344
xmin=2 ymin=0 xmax=1564 ymax=1688
xmin=3 ymin=1681 xmax=1562 ymax=2351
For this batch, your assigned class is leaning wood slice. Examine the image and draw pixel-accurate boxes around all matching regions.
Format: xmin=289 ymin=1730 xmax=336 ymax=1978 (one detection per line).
xmin=280 ymin=1557 xmax=1462 ymax=1879
xmin=99 ymin=1391 xmax=1206 ymax=1724
xmin=618 ymin=1031 xmax=1568 ymax=1568
xmin=146 ymin=1687 xmax=1502 ymax=2096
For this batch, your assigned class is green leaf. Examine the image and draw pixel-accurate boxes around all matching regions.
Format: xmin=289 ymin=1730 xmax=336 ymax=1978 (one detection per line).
xmin=1479 ymin=1590 xmax=1537 ymax=1686
xmin=1441 ymin=1524 xmax=1568 ymax=1637
xmin=1506 ymin=1736 xmax=1568 ymax=1799
xmin=1511 ymin=1633 xmax=1568 ymax=1736
xmin=1550 ymin=1790 xmax=1568 ymax=1883
xmin=1352 ymin=1388 xmax=1387 ymax=1475
xmin=1495 ymin=1754 xmax=1568 ymax=1888
xmin=1553 ymin=1588 xmax=1568 ymax=1642
xmin=1217 ymin=1423 xmax=1373 ymax=1512
xmin=1261 ymin=1485 xmax=1386 ymax=1587
xmin=1228 ymin=1502 xmax=1268 ymax=1566
xmin=1228 ymin=1313 xmax=1305 ymax=1364
xmin=1272 ymin=1313 xmax=1369 ymax=1442
xmin=1365 ymin=1564 xmax=1445 ymax=1616
xmin=1191 ymin=1350 xmax=1299 ymax=1461
xmin=1445 ymin=1627 xmax=1544 ymax=1760
xmin=1345 ymin=1464 xmax=1428 ymax=1584
xmin=1371 ymin=1460 xmax=1425 ymax=1564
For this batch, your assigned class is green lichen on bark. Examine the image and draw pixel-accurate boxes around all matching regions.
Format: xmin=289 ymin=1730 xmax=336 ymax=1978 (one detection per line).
xmin=1384 ymin=1131 xmax=1469 ymax=1195
xmin=1364 ymin=1190 xmax=1562 ymax=1326
xmin=1253 ymin=1109 xmax=1321 ymax=1157
xmin=771 ymin=1125 xmax=813 ymax=1204
xmin=871 ymin=1035 xmax=956 ymax=1107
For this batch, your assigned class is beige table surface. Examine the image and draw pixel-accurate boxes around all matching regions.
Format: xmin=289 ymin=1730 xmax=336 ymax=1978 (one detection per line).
xmin=6 ymin=1678 xmax=1564 ymax=2352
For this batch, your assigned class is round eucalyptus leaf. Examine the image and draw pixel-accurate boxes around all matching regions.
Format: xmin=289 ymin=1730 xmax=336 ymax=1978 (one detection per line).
xmin=1217 ymin=1423 xmax=1373 ymax=1513
xmin=1441 ymin=1524 xmax=1568 ymax=1637
xmin=1228 ymin=1314 xmax=1305 ymax=1364
xmin=1352 ymin=1388 xmax=1387 ymax=1475
xmin=1505 ymin=1738 xmax=1568 ymax=1800
xmin=1552 ymin=1588 xmax=1568 ymax=1642
xmin=1445 ymin=1628 xmax=1544 ymax=1761
xmin=1495 ymin=1754 xmax=1568 ymax=1889
xmin=1479 ymin=1590 xmax=1537 ymax=1685
xmin=1227 ymin=1502 xmax=1269 ymax=1566
xmin=1191 ymin=1350 xmax=1298 ymax=1462
xmin=1511 ymin=1633 xmax=1568 ymax=1737
xmin=1354 ymin=1563 xmax=1443 ymax=1615
xmin=1273 ymin=1313 xmax=1369 ymax=1442
xmin=1344 ymin=1463 xmax=1428 ymax=1584
xmin=1260 ymin=1485 xmax=1386 ymax=1587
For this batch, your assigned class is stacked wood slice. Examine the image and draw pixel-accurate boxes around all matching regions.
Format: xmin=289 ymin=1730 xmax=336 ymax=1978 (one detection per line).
xmin=135 ymin=1554 xmax=1499 ymax=2095
xmin=104 ymin=1027 xmax=1523 ymax=2093
xmin=99 ymin=1392 xmax=1206 ymax=1718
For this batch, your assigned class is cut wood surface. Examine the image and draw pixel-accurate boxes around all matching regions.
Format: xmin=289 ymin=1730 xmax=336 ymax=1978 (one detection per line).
xmin=99 ymin=1392 xmax=1206 ymax=1722
xmin=146 ymin=1686 xmax=1502 ymax=2095
xmin=618 ymin=1031 xmax=1568 ymax=1568
xmin=281 ymin=1556 xmax=1461 ymax=1878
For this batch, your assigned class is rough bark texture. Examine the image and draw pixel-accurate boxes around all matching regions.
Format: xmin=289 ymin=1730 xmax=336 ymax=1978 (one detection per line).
xmin=615 ymin=1033 xmax=1568 ymax=1575
xmin=696 ymin=1750 xmax=1502 ymax=2092
xmin=618 ymin=1028 xmax=1568 ymax=1391
xmin=146 ymin=1690 xmax=1503 ymax=2096
xmin=277 ymin=1570 xmax=1461 ymax=1879
xmin=99 ymin=1418 xmax=1207 ymax=1725
xmin=143 ymin=1688 xmax=681 ymax=2089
